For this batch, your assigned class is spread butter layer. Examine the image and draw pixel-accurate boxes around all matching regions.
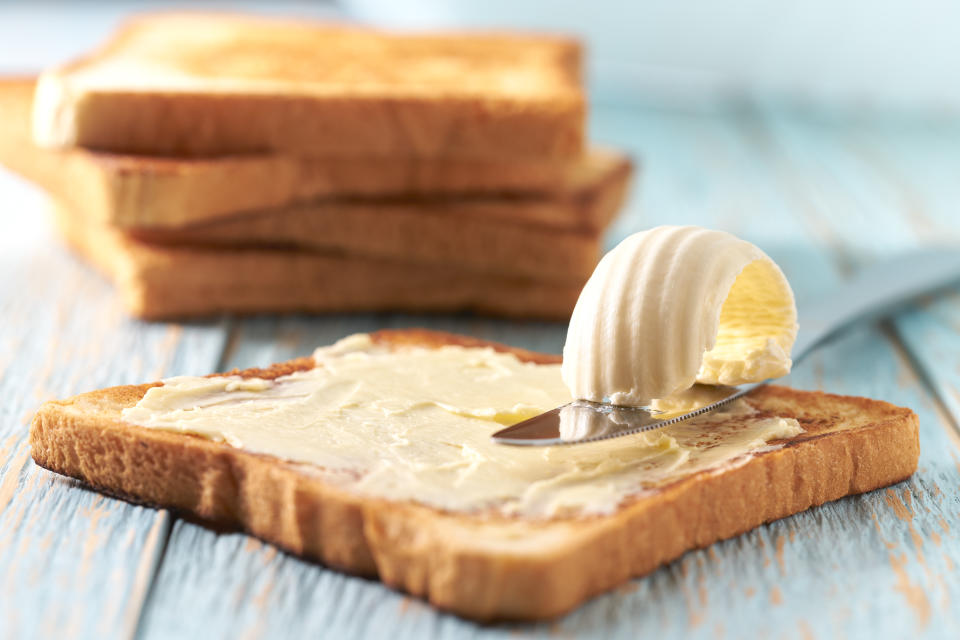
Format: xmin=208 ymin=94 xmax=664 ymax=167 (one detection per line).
xmin=122 ymin=334 xmax=802 ymax=518
xmin=562 ymin=226 xmax=798 ymax=406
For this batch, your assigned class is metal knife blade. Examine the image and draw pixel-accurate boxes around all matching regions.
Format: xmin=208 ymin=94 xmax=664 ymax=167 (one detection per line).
xmin=491 ymin=382 xmax=764 ymax=446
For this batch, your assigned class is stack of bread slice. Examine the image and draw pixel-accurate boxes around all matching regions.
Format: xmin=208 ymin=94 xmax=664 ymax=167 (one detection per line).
xmin=3 ymin=13 xmax=633 ymax=320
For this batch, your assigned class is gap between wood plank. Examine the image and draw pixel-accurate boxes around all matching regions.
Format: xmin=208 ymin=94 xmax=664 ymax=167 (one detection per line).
xmin=883 ymin=320 xmax=960 ymax=450
xmin=214 ymin=317 xmax=239 ymax=373
xmin=742 ymin=107 xmax=960 ymax=448
xmin=127 ymin=321 xmax=238 ymax=638
xmin=125 ymin=511 xmax=174 ymax=640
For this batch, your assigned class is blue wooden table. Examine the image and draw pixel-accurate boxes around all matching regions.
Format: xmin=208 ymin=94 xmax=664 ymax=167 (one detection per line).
xmin=3 ymin=7 xmax=960 ymax=640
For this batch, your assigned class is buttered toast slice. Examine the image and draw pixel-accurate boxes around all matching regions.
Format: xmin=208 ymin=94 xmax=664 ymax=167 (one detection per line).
xmin=33 ymin=13 xmax=584 ymax=158
xmin=30 ymin=329 xmax=919 ymax=621
xmin=1 ymin=78 xmax=618 ymax=228
xmin=51 ymin=203 xmax=586 ymax=320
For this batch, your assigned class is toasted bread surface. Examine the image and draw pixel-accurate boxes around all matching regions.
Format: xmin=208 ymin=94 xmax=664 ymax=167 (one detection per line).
xmin=33 ymin=13 xmax=585 ymax=158
xmin=52 ymin=203 xmax=585 ymax=320
xmin=0 ymin=78 xmax=622 ymax=227
xmin=30 ymin=329 xmax=919 ymax=621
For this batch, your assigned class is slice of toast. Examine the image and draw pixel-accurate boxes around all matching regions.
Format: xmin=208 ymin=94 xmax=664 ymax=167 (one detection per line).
xmin=116 ymin=157 xmax=628 ymax=281
xmin=32 ymin=13 xmax=585 ymax=158
xmin=1 ymin=78 xmax=621 ymax=228
xmin=52 ymin=203 xmax=586 ymax=320
xmin=125 ymin=201 xmax=616 ymax=284
xmin=30 ymin=329 xmax=919 ymax=621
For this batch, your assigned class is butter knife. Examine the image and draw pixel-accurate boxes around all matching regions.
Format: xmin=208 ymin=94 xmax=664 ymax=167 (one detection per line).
xmin=492 ymin=250 xmax=960 ymax=446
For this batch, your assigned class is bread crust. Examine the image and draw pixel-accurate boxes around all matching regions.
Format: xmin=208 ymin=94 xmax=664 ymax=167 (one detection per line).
xmin=33 ymin=13 xmax=585 ymax=158
xmin=29 ymin=329 xmax=919 ymax=620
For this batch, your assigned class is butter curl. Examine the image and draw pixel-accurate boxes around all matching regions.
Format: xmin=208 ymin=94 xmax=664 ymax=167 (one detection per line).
xmin=562 ymin=226 xmax=797 ymax=406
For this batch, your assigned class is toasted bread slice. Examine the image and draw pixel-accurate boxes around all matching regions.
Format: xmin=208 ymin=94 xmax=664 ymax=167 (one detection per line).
xmin=33 ymin=13 xmax=584 ymax=158
xmin=52 ymin=203 xmax=585 ymax=320
xmin=117 ymin=158 xmax=628 ymax=281
xmin=30 ymin=329 xmax=919 ymax=621
xmin=126 ymin=203 xmax=615 ymax=284
xmin=1 ymin=78 xmax=621 ymax=227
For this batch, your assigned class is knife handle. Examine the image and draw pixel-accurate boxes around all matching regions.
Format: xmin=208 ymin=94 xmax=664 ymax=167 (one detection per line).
xmin=794 ymin=249 xmax=960 ymax=361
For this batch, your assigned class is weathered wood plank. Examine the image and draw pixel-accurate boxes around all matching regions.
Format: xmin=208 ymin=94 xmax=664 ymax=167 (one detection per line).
xmin=748 ymin=105 xmax=960 ymax=433
xmin=0 ymin=171 xmax=230 ymax=639
xmin=894 ymin=294 xmax=960 ymax=432
xmin=135 ymin=104 xmax=960 ymax=639
xmin=806 ymin=116 xmax=960 ymax=443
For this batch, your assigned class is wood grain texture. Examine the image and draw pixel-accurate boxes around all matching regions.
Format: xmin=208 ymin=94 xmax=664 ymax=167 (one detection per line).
xmin=3 ymin=96 xmax=960 ymax=638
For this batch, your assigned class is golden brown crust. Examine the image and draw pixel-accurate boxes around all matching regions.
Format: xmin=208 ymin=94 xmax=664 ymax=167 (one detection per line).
xmin=2 ymin=77 xmax=626 ymax=229
xmin=29 ymin=329 xmax=919 ymax=621
xmin=36 ymin=13 xmax=585 ymax=158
